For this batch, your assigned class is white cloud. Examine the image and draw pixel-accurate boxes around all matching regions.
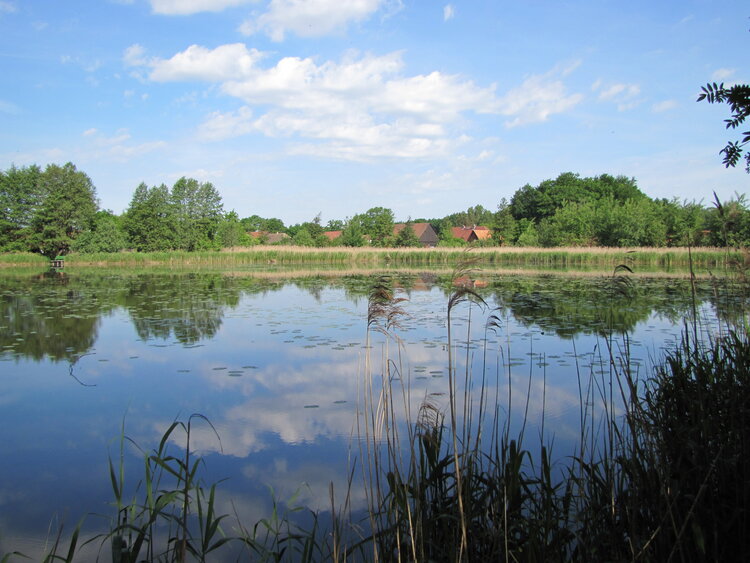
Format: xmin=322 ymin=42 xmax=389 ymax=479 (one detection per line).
xmin=711 ymin=67 xmax=735 ymax=81
xmin=443 ymin=4 xmax=454 ymax=21
xmin=0 ymin=2 xmax=16 ymax=14
xmin=82 ymin=128 xmax=167 ymax=161
xmin=132 ymin=43 xmax=264 ymax=82
xmin=651 ymin=99 xmax=677 ymax=113
xmin=149 ymin=0 xmax=255 ymax=15
xmin=198 ymin=106 xmax=256 ymax=141
xmin=239 ymin=0 xmax=388 ymax=41
xmin=123 ymin=44 xmax=149 ymax=67
xmin=593 ymin=80 xmax=641 ymax=111
xmin=499 ymin=65 xmax=583 ymax=127
xmin=132 ymin=44 xmax=580 ymax=159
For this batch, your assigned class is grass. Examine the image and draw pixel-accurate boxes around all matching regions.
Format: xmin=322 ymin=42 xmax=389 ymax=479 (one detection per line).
xmin=2 ymin=263 xmax=749 ymax=561
xmin=1 ymin=245 xmax=742 ymax=271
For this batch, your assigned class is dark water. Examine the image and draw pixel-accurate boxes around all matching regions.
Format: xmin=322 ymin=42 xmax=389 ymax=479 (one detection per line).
xmin=0 ymin=269 xmax=745 ymax=559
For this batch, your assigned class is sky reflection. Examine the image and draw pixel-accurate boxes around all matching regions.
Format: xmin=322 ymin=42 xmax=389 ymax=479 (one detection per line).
xmin=0 ymin=271 xmax=739 ymax=558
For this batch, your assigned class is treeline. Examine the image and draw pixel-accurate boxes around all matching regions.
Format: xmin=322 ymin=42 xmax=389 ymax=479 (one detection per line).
xmin=1 ymin=164 xmax=749 ymax=257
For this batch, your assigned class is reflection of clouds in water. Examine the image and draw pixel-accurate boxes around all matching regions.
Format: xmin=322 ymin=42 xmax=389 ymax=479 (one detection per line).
xmin=188 ymin=397 xmax=357 ymax=457
xmin=241 ymin=457 xmax=369 ymax=513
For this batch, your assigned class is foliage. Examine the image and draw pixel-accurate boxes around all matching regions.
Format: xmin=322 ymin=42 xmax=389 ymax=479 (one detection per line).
xmin=698 ymin=82 xmax=750 ymax=172
xmin=492 ymin=198 xmax=518 ymax=245
xmin=30 ymin=163 xmax=98 ymax=258
xmin=443 ymin=204 xmax=494 ymax=227
xmin=216 ymin=211 xmax=251 ymax=248
xmin=356 ymin=206 xmax=394 ymax=247
xmin=123 ymin=183 xmax=177 ymax=252
xmin=240 ymin=215 xmax=286 ymax=234
xmin=510 ymin=172 xmax=645 ymax=223
xmin=339 ymin=216 xmax=366 ymax=247
xmin=70 ymin=210 xmax=128 ymax=254
xmin=392 ymin=221 xmax=422 ymax=247
xmin=171 ymin=177 xmax=224 ymax=251
xmin=0 ymin=164 xmax=42 ymax=251
xmin=515 ymin=219 xmax=540 ymax=246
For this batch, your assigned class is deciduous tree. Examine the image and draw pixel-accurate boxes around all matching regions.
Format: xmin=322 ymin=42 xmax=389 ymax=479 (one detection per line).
xmin=30 ymin=163 xmax=98 ymax=258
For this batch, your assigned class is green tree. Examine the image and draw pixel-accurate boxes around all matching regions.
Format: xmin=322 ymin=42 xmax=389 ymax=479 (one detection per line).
xmin=515 ymin=220 xmax=539 ymax=247
xmin=326 ymin=219 xmax=345 ymax=231
xmin=510 ymin=173 xmax=645 ymax=223
xmin=292 ymin=227 xmax=315 ymax=246
xmin=698 ymin=82 xmax=750 ymax=172
xmin=357 ymin=207 xmax=394 ymax=247
xmin=493 ymin=198 xmax=518 ymax=246
xmin=340 ymin=216 xmax=366 ymax=247
xmin=70 ymin=210 xmax=128 ymax=253
xmin=444 ymin=204 xmax=494 ymax=227
xmin=171 ymin=177 xmax=224 ymax=251
xmin=123 ymin=183 xmax=177 ymax=251
xmin=0 ymin=164 xmax=43 ymax=251
xmin=216 ymin=210 xmax=251 ymax=248
xmin=30 ymin=163 xmax=98 ymax=258
xmin=393 ymin=221 xmax=422 ymax=247
xmin=704 ymin=193 xmax=750 ymax=247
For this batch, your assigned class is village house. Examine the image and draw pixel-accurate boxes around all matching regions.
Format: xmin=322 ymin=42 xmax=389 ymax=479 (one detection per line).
xmin=392 ymin=222 xmax=440 ymax=247
xmin=451 ymin=225 xmax=492 ymax=243
xmin=249 ymin=231 xmax=291 ymax=244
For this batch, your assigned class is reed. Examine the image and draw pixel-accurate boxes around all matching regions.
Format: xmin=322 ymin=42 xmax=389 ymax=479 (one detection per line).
xmin=3 ymin=246 xmax=739 ymax=271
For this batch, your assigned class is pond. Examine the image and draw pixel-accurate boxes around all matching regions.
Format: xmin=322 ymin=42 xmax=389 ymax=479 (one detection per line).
xmin=0 ymin=268 xmax=745 ymax=559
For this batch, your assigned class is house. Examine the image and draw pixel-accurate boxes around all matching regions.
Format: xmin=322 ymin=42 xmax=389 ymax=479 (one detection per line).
xmin=249 ymin=231 xmax=291 ymax=244
xmin=323 ymin=230 xmax=343 ymax=242
xmin=392 ymin=222 xmax=440 ymax=247
xmin=451 ymin=225 xmax=492 ymax=243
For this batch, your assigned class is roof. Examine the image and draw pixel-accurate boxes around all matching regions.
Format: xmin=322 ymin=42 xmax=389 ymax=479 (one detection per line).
xmin=323 ymin=231 xmax=342 ymax=241
xmin=451 ymin=226 xmax=492 ymax=242
xmin=392 ymin=222 xmax=433 ymax=237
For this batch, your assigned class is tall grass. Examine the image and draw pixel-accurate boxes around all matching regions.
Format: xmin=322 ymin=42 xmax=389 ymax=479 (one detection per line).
xmin=9 ymin=246 xmax=741 ymax=271
xmin=357 ymin=264 xmax=750 ymax=561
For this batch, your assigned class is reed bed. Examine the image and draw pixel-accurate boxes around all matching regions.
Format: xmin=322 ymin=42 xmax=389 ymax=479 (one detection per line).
xmin=8 ymin=245 xmax=740 ymax=271
xmin=3 ymin=266 xmax=749 ymax=562
xmin=0 ymin=252 xmax=48 ymax=266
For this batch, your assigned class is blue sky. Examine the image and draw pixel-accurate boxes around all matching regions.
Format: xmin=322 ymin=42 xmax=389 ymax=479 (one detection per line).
xmin=0 ymin=1 xmax=747 ymax=225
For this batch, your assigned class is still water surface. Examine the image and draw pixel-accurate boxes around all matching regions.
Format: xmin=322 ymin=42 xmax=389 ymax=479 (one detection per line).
xmin=0 ymin=269 xmax=744 ymax=558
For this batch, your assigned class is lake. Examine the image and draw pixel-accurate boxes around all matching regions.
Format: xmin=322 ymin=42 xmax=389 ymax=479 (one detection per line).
xmin=0 ymin=268 xmax=745 ymax=559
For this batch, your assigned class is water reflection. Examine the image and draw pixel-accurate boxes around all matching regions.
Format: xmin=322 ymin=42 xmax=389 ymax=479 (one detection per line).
xmin=0 ymin=269 xmax=746 ymax=559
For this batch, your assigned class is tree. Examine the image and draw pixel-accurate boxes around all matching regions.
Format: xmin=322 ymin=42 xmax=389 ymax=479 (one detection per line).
xmin=0 ymin=164 xmax=42 ymax=251
xmin=493 ymin=198 xmax=518 ymax=245
xmin=171 ymin=177 xmax=223 ymax=250
xmin=393 ymin=221 xmax=421 ymax=247
xmin=357 ymin=207 xmax=394 ymax=247
xmin=216 ymin=210 xmax=251 ymax=248
xmin=444 ymin=204 xmax=494 ymax=227
xmin=326 ymin=219 xmax=345 ymax=231
xmin=70 ymin=210 xmax=128 ymax=253
xmin=30 ymin=163 xmax=98 ymax=258
xmin=340 ymin=216 xmax=366 ymax=247
xmin=123 ymin=183 xmax=177 ymax=251
xmin=698 ymin=82 xmax=750 ymax=172
xmin=510 ymin=173 xmax=645 ymax=223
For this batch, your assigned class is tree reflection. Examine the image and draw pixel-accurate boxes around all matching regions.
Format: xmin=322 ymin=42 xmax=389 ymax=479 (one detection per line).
xmin=0 ymin=270 xmax=743 ymax=362
xmin=0 ymin=272 xmax=103 ymax=361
